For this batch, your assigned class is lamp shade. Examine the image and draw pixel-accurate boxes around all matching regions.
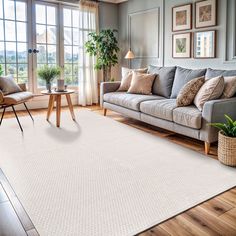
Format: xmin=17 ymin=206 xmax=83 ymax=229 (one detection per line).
xmin=125 ymin=50 xmax=135 ymax=59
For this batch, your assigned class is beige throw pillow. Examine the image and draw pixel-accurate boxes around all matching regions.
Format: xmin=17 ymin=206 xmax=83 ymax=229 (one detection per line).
xmin=0 ymin=76 xmax=22 ymax=95
xmin=118 ymin=67 xmax=148 ymax=92
xmin=127 ymin=72 xmax=156 ymax=95
xmin=194 ymin=76 xmax=224 ymax=111
xmin=176 ymin=76 xmax=205 ymax=107
xmin=117 ymin=72 xmax=133 ymax=91
xmin=221 ymin=76 xmax=236 ymax=98
xmin=121 ymin=67 xmax=148 ymax=77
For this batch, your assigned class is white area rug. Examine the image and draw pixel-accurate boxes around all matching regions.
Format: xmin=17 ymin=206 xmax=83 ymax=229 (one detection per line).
xmin=0 ymin=110 xmax=236 ymax=236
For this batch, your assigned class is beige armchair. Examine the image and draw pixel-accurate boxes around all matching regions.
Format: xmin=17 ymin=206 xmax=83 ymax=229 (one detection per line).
xmin=0 ymin=83 xmax=34 ymax=132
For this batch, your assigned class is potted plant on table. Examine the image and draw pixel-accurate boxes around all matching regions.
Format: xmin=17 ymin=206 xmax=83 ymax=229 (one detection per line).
xmin=85 ymin=29 xmax=120 ymax=82
xmin=37 ymin=65 xmax=61 ymax=92
xmin=210 ymin=115 xmax=236 ymax=166
xmin=0 ymin=65 xmax=4 ymax=76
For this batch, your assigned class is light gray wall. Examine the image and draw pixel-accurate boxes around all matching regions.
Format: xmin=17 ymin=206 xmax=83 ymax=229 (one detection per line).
xmin=118 ymin=0 xmax=236 ymax=70
xmin=99 ymin=2 xmax=118 ymax=30
xmin=118 ymin=0 xmax=164 ymax=69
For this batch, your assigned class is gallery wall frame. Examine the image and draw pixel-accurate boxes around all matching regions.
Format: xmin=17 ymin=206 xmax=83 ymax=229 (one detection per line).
xmin=195 ymin=0 xmax=217 ymax=29
xmin=172 ymin=32 xmax=192 ymax=58
xmin=193 ymin=30 xmax=216 ymax=59
xmin=172 ymin=3 xmax=192 ymax=32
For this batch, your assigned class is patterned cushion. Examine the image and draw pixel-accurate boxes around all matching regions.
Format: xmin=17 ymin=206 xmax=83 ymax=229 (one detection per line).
xmin=221 ymin=76 xmax=236 ymax=98
xmin=0 ymin=76 xmax=22 ymax=95
xmin=128 ymin=72 xmax=156 ymax=95
xmin=103 ymin=92 xmax=163 ymax=111
xmin=171 ymin=67 xmax=206 ymax=98
xmin=148 ymin=65 xmax=176 ymax=98
xmin=194 ymin=76 xmax=224 ymax=111
xmin=140 ymin=99 xmax=177 ymax=121
xmin=176 ymin=76 xmax=205 ymax=107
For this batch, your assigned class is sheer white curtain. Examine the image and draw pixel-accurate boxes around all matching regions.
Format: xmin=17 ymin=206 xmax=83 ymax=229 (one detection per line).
xmin=78 ymin=1 xmax=98 ymax=106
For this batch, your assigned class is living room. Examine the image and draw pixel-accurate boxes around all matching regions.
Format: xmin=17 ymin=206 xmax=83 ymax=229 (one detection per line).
xmin=0 ymin=0 xmax=236 ymax=235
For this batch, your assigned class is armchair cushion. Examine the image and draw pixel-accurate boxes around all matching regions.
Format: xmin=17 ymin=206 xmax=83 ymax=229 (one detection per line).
xmin=0 ymin=76 xmax=22 ymax=95
xmin=3 ymin=91 xmax=33 ymax=105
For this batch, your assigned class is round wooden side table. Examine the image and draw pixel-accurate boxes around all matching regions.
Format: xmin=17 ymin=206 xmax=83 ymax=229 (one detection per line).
xmin=41 ymin=89 xmax=76 ymax=127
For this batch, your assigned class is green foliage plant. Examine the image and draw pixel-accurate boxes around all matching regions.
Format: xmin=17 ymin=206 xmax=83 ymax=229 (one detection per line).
xmin=37 ymin=65 xmax=61 ymax=84
xmin=210 ymin=115 xmax=236 ymax=137
xmin=85 ymin=29 xmax=120 ymax=81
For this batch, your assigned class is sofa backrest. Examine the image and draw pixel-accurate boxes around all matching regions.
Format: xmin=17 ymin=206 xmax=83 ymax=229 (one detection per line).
xmin=170 ymin=67 xmax=207 ymax=98
xmin=205 ymin=68 xmax=236 ymax=79
xmin=148 ymin=65 xmax=176 ymax=98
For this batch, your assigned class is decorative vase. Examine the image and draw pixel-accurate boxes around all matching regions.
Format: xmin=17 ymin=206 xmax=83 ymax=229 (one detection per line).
xmin=218 ymin=131 xmax=236 ymax=166
xmin=57 ymin=79 xmax=65 ymax=91
xmin=46 ymin=83 xmax=52 ymax=93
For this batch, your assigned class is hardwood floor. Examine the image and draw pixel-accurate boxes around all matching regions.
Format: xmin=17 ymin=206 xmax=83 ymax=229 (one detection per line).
xmin=0 ymin=105 xmax=235 ymax=236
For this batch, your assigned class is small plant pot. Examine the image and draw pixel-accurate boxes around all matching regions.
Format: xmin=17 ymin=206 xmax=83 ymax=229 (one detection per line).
xmin=218 ymin=131 xmax=236 ymax=166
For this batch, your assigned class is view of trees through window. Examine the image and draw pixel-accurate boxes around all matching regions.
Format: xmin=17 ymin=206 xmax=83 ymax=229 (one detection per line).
xmin=0 ymin=0 xmax=80 ymax=90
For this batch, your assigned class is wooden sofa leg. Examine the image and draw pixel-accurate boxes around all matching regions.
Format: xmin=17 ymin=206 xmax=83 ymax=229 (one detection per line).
xmin=103 ymin=108 xmax=107 ymax=116
xmin=204 ymin=142 xmax=210 ymax=155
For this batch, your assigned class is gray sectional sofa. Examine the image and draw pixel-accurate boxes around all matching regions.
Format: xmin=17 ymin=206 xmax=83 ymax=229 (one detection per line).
xmin=100 ymin=66 xmax=236 ymax=154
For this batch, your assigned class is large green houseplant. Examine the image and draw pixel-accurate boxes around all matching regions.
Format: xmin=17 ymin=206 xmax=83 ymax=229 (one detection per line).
xmin=38 ymin=65 xmax=61 ymax=92
xmin=210 ymin=115 xmax=236 ymax=166
xmin=85 ymin=29 xmax=120 ymax=82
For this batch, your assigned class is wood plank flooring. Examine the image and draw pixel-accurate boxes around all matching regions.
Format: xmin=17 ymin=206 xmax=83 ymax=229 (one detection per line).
xmin=0 ymin=105 xmax=235 ymax=236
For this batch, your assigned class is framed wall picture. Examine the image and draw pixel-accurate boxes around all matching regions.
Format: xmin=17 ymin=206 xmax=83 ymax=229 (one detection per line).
xmin=195 ymin=0 xmax=217 ymax=28
xmin=173 ymin=33 xmax=191 ymax=58
xmin=194 ymin=30 xmax=216 ymax=58
xmin=172 ymin=4 xmax=192 ymax=31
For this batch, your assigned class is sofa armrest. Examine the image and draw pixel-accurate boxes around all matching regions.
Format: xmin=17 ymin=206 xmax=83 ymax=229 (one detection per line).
xmin=200 ymin=97 xmax=236 ymax=143
xmin=202 ymin=97 xmax=236 ymax=122
xmin=18 ymin=83 xmax=27 ymax=91
xmin=100 ymin=82 xmax=121 ymax=107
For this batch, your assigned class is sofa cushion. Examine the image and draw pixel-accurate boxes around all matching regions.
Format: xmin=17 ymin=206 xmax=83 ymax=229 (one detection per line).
xmin=128 ymin=72 xmax=156 ymax=95
xmin=205 ymin=68 xmax=236 ymax=79
xmin=140 ymin=99 xmax=177 ymax=121
xmin=103 ymin=92 xmax=164 ymax=111
xmin=221 ymin=76 xmax=236 ymax=98
xmin=122 ymin=67 xmax=148 ymax=77
xmin=148 ymin=65 xmax=176 ymax=98
xmin=117 ymin=72 xmax=133 ymax=92
xmin=3 ymin=91 xmax=33 ymax=105
xmin=171 ymin=67 xmax=206 ymax=98
xmin=176 ymin=76 xmax=205 ymax=107
xmin=194 ymin=76 xmax=224 ymax=111
xmin=0 ymin=76 xmax=22 ymax=95
xmin=173 ymin=106 xmax=202 ymax=129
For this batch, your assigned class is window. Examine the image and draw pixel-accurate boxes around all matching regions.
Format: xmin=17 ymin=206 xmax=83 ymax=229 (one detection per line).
xmin=0 ymin=0 xmax=80 ymax=91
xmin=63 ymin=8 xmax=79 ymax=86
xmin=0 ymin=0 xmax=28 ymax=83
xmin=35 ymin=3 xmax=58 ymax=87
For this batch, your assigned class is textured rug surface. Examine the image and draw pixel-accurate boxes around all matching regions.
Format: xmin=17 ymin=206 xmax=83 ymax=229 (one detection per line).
xmin=0 ymin=110 xmax=236 ymax=236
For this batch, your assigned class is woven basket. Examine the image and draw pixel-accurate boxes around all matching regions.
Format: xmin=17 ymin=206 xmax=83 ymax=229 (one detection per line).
xmin=218 ymin=131 xmax=236 ymax=167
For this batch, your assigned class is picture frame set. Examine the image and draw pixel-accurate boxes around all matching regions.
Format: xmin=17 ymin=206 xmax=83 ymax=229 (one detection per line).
xmin=172 ymin=0 xmax=217 ymax=59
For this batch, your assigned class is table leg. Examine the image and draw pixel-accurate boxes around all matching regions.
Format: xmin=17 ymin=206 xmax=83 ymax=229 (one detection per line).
xmin=56 ymin=95 xmax=61 ymax=127
xmin=66 ymin=94 xmax=76 ymax=121
xmin=46 ymin=95 xmax=55 ymax=121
